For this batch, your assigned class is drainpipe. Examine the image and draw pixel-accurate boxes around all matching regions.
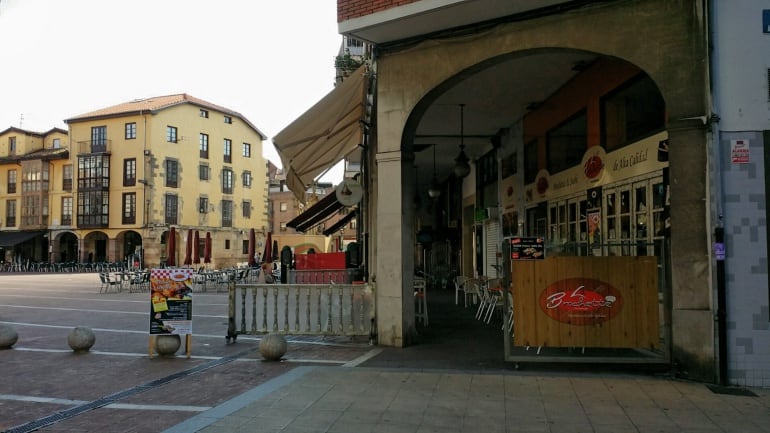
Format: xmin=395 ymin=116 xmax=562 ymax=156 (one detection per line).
xmin=707 ymin=0 xmax=727 ymax=386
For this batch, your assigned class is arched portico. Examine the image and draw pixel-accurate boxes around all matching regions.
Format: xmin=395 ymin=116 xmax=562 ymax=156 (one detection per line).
xmin=373 ymin=0 xmax=711 ymax=379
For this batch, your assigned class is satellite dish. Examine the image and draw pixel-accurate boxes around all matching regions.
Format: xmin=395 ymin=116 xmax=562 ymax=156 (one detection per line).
xmin=336 ymin=179 xmax=363 ymax=206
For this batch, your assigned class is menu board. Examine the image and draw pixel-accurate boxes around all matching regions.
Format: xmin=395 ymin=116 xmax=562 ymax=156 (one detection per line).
xmin=149 ymin=268 xmax=193 ymax=335
xmin=510 ymin=237 xmax=545 ymax=260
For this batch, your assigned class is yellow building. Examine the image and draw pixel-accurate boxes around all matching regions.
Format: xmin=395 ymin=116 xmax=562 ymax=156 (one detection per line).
xmin=0 ymin=127 xmax=69 ymax=266
xmin=50 ymin=93 xmax=268 ymax=269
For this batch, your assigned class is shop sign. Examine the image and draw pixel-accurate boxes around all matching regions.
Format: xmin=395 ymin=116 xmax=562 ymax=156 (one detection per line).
xmin=731 ymin=139 xmax=750 ymax=164
xmin=538 ymin=278 xmax=623 ymax=325
xmin=510 ymin=237 xmax=544 ymax=259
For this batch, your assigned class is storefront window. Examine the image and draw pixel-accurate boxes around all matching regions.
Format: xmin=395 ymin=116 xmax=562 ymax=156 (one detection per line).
xmin=601 ymin=73 xmax=665 ymax=151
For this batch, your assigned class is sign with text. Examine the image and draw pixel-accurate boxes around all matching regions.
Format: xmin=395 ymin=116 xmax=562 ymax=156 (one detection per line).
xmin=150 ymin=268 xmax=193 ymax=335
xmin=510 ymin=237 xmax=545 ymax=260
xmin=731 ymin=139 xmax=750 ymax=164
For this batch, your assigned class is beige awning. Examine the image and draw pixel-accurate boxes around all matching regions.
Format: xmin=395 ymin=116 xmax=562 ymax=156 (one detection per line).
xmin=273 ymin=65 xmax=368 ymax=202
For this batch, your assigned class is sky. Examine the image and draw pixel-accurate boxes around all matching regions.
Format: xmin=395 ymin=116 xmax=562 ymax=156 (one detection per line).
xmin=0 ymin=0 xmax=343 ymax=181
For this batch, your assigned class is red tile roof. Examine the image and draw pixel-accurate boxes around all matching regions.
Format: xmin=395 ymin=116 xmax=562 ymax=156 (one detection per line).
xmin=64 ymin=93 xmax=266 ymax=139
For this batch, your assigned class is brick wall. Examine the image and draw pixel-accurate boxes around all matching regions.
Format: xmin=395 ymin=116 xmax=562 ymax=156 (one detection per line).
xmin=338 ymin=0 xmax=420 ymax=21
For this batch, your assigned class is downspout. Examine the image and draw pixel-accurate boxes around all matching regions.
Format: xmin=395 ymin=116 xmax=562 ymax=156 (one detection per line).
xmin=706 ymin=0 xmax=727 ymax=386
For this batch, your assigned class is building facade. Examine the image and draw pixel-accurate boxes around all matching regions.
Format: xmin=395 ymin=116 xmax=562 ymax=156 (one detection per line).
xmin=296 ymin=0 xmax=770 ymax=386
xmin=51 ymin=93 xmax=269 ymax=269
xmin=0 ymin=127 xmax=69 ymax=265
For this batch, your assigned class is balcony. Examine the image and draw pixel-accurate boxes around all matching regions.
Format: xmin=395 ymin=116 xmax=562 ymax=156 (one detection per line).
xmin=77 ymin=139 xmax=112 ymax=155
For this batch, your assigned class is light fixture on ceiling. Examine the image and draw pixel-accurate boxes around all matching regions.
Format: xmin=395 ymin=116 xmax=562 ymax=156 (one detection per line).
xmin=427 ymin=144 xmax=441 ymax=199
xmin=453 ymin=103 xmax=470 ymax=179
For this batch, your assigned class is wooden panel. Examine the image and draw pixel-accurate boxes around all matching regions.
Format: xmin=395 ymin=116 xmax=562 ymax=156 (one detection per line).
xmin=512 ymin=256 xmax=659 ymax=349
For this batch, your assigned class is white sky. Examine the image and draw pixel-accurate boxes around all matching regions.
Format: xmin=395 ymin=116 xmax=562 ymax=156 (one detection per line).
xmin=0 ymin=0 xmax=343 ymax=182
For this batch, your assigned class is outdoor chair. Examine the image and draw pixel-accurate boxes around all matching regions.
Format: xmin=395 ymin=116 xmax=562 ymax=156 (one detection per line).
xmin=98 ymin=272 xmax=120 ymax=294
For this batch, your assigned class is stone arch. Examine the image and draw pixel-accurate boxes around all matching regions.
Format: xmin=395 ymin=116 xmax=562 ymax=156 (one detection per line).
xmin=374 ymin=0 xmax=712 ymax=377
xmin=54 ymin=231 xmax=79 ymax=264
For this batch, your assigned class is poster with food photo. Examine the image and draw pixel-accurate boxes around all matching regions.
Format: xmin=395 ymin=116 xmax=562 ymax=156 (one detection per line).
xmin=149 ymin=268 xmax=193 ymax=335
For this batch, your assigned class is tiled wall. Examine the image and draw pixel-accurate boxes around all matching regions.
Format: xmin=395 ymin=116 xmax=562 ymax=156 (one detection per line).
xmin=720 ymin=130 xmax=770 ymax=387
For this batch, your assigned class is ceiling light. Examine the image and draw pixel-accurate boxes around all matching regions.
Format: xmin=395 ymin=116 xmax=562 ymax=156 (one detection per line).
xmin=453 ymin=103 xmax=470 ymax=179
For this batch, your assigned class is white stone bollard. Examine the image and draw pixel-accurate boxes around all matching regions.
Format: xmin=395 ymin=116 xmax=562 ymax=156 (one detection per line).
xmin=0 ymin=323 xmax=18 ymax=349
xmin=259 ymin=334 xmax=287 ymax=361
xmin=155 ymin=334 xmax=181 ymax=356
xmin=68 ymin=326 xmax=96 ymax=352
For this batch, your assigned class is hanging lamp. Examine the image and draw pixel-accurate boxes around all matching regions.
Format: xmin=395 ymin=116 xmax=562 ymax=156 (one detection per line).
xmin=427 ymin=144 xmax=441 ymax=199
xmin=453 ymin=104 xmax=471 ymax=179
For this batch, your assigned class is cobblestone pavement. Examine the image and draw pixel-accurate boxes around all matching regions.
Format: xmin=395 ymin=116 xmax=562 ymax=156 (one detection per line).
xmin=2 ymin=273 xmax=770 ymax=433
xmin=0 ymin=273 xmax=375 ymax=433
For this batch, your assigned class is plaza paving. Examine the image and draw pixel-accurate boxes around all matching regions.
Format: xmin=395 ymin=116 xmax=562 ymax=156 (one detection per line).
xmin=1 ymin=273 xmax=769 ymax=433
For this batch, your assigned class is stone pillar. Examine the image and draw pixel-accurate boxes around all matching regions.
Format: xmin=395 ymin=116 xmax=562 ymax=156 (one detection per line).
xmin=668 ymin=122 xmax=715 ymax=381
xmin=375 ymin=150 xmax=414 ymax=347
xmin=108 ymin=237 xmax=119 ymax=263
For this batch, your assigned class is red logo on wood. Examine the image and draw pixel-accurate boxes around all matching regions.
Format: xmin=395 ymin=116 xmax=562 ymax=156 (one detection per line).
xmin=538 ymin=278 xmax=623 ymax=325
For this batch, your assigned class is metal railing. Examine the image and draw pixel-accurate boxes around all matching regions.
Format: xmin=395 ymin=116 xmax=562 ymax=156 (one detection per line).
xmin=227 ymin=282 xmax=375 ymax=342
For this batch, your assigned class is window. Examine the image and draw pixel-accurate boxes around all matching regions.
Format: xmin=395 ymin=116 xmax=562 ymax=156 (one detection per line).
xmin=91 ymin=126 xmax=107 ymax=152
xmin=167 ymin=126 xmax=178 ymax=143
xmin=122 ymin=192 xmax=136 ymax=224
xmin=601 ymin=73 xmax=665 ymax=151
xmin=77 ymin=191 xmax=109 ymax=227
xmin=280 ymin=222 xmax=287 ymax=231
xmin=242 ymin=170 xmax=252 ymax=187
xmin=221 ymin=200 xmax=233 ymax=227
xmin=242 ymin=142 xmax=251 ymax=157
xmin=350 ymin=219 xmax=357 ymax=229
xmin=77 ymin=155 xmax=110 ymax=189
xmin=242 ymin=200 xmax=251 ymax=218
xmin=547 ymin=110 xmax=587 ymax=174
xmin=199 ymin=164 xmax=210 ymax=181
xmin=7 ymin=169 xmax=17 ymax=194
xmin=21 ymin=164 xmax=49 ymax=193
xmin=61 ymin=197 xmax=72 ymax=226
xmin=225 ymin=239 xmax=231 ymax=249
xmin=242 ymin=240 xmax=249 ymax=254
xmin=165 ymin=194 xmax=178 ymax=225
xmin=200 ymin=109 xmax=209 ymax=118
xmin=6 ymin=199 xmax=16 ymax=227
xmin=62 ymin=165 xmax=73 ymax=191
xmin=280 ymin=202 xmax=287 ymax=212
xmin=224 ymin=116 xmax=232 ymax=124
xmin=8 ymin=137 xmax=16 ymax=153
xmin=123 ymin=158 xmax=136 ymax=186
xmin=222 ymin=168 xmax=233 ymax=194
xmin=22 ymin=196 xmax=40 ymax=226
xmin=223 ymin=139 xmax=232 ymax=163
xmin=199 ymin=197 xmax=208 ymax=213
xmin=199 ymin=133 xmax=209 ymax=158
xmin=165 ymin=159 xmax=178 ymax=188
xmin=53 ymin=138 xmax=61 ymax=149
xmin=523 ymin=139 xmax=539 ymax=184
xmin=125 ymin=122 xmax=136 ymax=139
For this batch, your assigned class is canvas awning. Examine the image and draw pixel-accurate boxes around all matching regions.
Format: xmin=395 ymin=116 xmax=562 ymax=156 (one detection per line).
xmin=286 ymin=192 xmax=344 ymax=233
xmin=273 ymin=64 xmax=368 ymax=202
xmin=322 ymin=210 xmax=357 ymax=236
xmin=0 ymin=230 xmax=46 ymax=247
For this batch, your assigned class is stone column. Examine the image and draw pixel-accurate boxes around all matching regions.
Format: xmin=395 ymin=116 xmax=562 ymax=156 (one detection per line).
xmin=375 ymin=150 xmax=415 ymax=347
xmin=667 ymin=122 xmax=715 ymax=381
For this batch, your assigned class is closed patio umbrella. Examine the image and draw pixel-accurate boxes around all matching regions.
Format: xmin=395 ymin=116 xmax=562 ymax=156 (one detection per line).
xmin=262 ymin=232 xmax=272 ymax=265
xmin=204 ymin=232 xmax=212 ymax=264
xmin=193 ymin=230 xmax=200 ymax=264
xmin=166 ymin=227 xmax=176 ymax=267
xmin=248 ymin=228 xmax=256 ymax=267
xmin=184 ymin=229 xmax=193 ymax=265
xmin=272 ymin=239 xmax=278 ymax=261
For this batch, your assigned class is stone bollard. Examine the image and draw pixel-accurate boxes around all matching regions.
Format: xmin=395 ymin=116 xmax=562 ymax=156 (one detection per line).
xmin=0 ymin=323 xmax=18 ymax=349
xmin=155 ymin=334 xmax=181 ymax=356
xmin=259 ymin=333 xmax=287 ymax=361
xmin=68 ymin=327 xmax=96 ymax=352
